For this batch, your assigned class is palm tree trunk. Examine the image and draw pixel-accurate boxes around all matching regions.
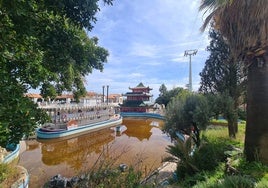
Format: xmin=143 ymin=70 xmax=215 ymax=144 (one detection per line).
xmin=244 ymin=54 xmax=268 ymax=164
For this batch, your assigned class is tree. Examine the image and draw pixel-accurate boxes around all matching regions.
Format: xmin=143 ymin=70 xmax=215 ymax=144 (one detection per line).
xmin=0 ymin=0 xmax=113 ymax=147
xmin=159 ymin=84 xmax=167 ymax=97
xmin=155 ymin=84 xmax=168 ymax=105
xmin=199 ymin=28 xmax=246 ymax=138
xmin=0 ymin=75 xmax=49 ymax=147
xmin=164 ymin=91 xmax=210 ymax=145
xmin=155 ymin=86 xmax=183 ymax=107
xmin=199 ymin=0 xmax=268 ymax=164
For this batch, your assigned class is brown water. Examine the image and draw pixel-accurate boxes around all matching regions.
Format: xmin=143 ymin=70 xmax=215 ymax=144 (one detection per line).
xmin=18 ymin=118 xmax=171 ymax=187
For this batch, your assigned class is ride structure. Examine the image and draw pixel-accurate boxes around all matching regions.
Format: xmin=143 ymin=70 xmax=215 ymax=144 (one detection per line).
xmin=36 ymin=104 xmax=122 ymax=139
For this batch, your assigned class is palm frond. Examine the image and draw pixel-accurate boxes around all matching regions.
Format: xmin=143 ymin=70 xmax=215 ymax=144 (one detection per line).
xmin=200 ymin=0 xmax=268 ymax=58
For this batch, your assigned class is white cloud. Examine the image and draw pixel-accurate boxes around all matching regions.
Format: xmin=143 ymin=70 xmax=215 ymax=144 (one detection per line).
xmin=129 ymin=42 xmax=158 ymax=58
xmin=85 ymin=0 xmax=210 ymax=99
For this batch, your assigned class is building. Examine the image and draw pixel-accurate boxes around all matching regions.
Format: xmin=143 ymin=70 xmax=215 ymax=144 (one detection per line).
xmin=25 ymin=93 xmax=43 ymax=103
xmin=55 ymin=94 xmax=74 ymax=104
xmin=120 ymin=82 xmax=153 ymax=112
xmin=80 ymin=91 xmax=103 ymax=105
xmin=108 ymin=94 xmax=123 ymax=105
xmin=25 ymin=91 xmax=123 ymax=106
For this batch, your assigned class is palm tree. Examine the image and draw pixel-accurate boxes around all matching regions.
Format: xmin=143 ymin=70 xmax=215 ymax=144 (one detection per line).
xmin=199 ymin=0 xmax=268 ymax=164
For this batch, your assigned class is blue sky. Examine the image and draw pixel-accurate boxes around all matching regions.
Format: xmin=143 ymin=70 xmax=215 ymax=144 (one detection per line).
xmin=86 ymin=0 xmax=210 ymax=100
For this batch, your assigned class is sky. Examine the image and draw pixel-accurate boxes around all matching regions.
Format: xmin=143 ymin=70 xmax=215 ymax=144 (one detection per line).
xmin=85 ymin=0 xmax=210 ymax=100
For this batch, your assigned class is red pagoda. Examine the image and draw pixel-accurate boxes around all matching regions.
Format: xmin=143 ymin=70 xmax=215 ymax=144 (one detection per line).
xmin=120 ymin=83 xmax=153 ymax=112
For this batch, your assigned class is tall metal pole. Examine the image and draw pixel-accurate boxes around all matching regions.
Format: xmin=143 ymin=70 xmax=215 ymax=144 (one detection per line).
xmin=102 ymin=85 xmax=105 ymax=103
xmin=184 ymin=49 xmax=197 ymax=92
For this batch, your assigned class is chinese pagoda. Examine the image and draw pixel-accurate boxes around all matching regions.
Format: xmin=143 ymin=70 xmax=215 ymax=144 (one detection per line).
xmin=120 ymin=82 xmax=153 ymax=112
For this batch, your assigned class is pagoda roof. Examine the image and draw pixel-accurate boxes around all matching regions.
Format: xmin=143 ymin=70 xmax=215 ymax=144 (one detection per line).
xmin=136 ymin=82 xmax=146 ymax=88
xmin=129 ymin=82 xmax=152 ymax=90
xmin=124 ymin=92 xmax=152 ymax=97
xmin=121 ymin=100 xmax=147 ymax=107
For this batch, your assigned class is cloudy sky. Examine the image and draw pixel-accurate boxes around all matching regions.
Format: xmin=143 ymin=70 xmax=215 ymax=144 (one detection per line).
xmin=86 ymin=0 xmax=210 ymax=100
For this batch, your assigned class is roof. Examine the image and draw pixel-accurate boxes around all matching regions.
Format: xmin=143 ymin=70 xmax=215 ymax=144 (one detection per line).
xmin=129 ymin=82 xmax=153 ymax=90
xmin=124 ymin=92 xmax=152 ymax=97
xmin=56 ymin=94 xmax=74 ymax=99
xmin=86 ymin=91 xmax=98 ymax=97
xmin=108 ymin=94 xmax=122 ymax=99
xmin=25 ymin=93 xmax=42 ymax=98
xmin=136 ymin=82 xmax=146 ymax=88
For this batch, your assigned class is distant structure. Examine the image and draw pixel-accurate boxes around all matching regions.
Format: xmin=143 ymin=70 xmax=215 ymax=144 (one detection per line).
xmin=25 ymin=91 xmax=122 ymax=106
xmin=25 ymin=93 xmax=43 ymax=103
xmin=120 ymin=82 xmax=153 ymax=112
xmin=184 ymin=49 xmax=197 ymax=92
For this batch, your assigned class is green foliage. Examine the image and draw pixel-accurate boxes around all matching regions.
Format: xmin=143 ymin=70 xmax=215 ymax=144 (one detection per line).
xmin=238 ymin=108 xmax=246 ymax=121
xmin=1 ymin=0 xmax=111 ymax=96
xmin=159 ymin=84 xmax=167 ymax=96
xmin=0 ymin=0 xmax=112 ymax=147
xmin=155 ymin=86 xmax=184 ymax=107
xmin=171 ymin=125 xmax=268 ymax=187
xmin=43 ymin=0 xmax=114 ymax=31
xmin=164 ymin=137 xmax=199 ymax=180
xmin=237 ymin=159 xmax=268 ymax=181
xmin=77 ymin=167 xmax=142 ymax=188
xmin=193 ymin=135 xmax=241 ymax=172
xmin=193 ymin=175 xmax=255 ymax=188
xmin=199 ymin=28 xmax=231 ymax=94
xmin=164 ymin=92 xmax=210 ymax=139
xmin=0 ymin=79 xmax=49 ymax=147
xmin=199 ymin=28 xmax=246 ymax=138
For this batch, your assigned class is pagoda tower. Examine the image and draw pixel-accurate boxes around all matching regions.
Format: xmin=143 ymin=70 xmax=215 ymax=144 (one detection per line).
xmin=120 ymin=83 xmax=153 ymax=112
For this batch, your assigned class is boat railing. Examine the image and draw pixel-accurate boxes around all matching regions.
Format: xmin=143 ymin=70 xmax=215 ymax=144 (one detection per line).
xmin=43 ymin=105 xmax=115 ymax=124
xmin=39 ymin=103 xmax=113 ymax=109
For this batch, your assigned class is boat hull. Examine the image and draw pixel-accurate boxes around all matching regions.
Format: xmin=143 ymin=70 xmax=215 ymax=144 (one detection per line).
xmin=36 ymin=117 xmax=122 ymax=139
xmin=120 ymin=112 xmax=165 ymax=120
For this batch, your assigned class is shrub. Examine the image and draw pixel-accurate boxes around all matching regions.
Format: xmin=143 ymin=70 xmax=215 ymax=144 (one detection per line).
xmin=192 ymin=175 xmax=255 ymax=188
xmin=192 ymin=136 xmax=229 ymax=171
xmin=217 ymin=175 xmax=256 ymax=188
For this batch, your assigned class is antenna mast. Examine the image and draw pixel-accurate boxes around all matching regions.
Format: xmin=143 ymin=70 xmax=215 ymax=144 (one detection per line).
xmin=184 ymin=49 xmax=197 ymax=92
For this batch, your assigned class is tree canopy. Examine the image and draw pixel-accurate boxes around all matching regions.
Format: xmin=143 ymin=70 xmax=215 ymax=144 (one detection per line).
xmin=155 ymin=85 xmax=184 ymax=107
xmin=199 ymin=28 xmax=246 ymax=138
xmin=199 ymin=0 xmax=268 ymax=164
xmin=0 ymin=0 xmax=113 ymax=147
xmin=164 ymin=91 xmax=210 ymax=139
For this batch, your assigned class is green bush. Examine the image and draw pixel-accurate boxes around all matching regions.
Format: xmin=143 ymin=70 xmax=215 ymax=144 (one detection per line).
xmin=192 ymin=137 xmax=229 ymax=171
xmin=237 ymin=159 xmax=268 ymax=181
xmin=238 ymin=108 xmax=246 ymax=121
xmin=217 ymin=175 xmax=256 ymax=188
xmin=193 ymin=175 xmax=255 ymax=188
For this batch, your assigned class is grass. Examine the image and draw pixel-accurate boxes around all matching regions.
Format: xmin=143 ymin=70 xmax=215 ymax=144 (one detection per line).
xmin=0 ymin=162 xmax=21 ymax=187
xmin=172 ymin=123 xmax=268 ymax=188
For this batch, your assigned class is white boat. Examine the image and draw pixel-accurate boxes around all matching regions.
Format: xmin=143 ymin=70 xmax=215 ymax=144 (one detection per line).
xmin=36 ymin=104 xmax=122 ymax=139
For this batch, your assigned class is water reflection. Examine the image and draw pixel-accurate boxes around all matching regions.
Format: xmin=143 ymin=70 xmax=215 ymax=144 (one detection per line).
xmin=121 ymin=119 xmax=153 ymax=141
xmin=39 ymin=128 xmax=115 ymax=170
xmin=19 ymin=117 xmax=171 ymax=187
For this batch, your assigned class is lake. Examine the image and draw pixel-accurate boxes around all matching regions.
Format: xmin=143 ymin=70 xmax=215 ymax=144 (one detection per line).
xmin=18 ymin=117 xmax=171 ymax=187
